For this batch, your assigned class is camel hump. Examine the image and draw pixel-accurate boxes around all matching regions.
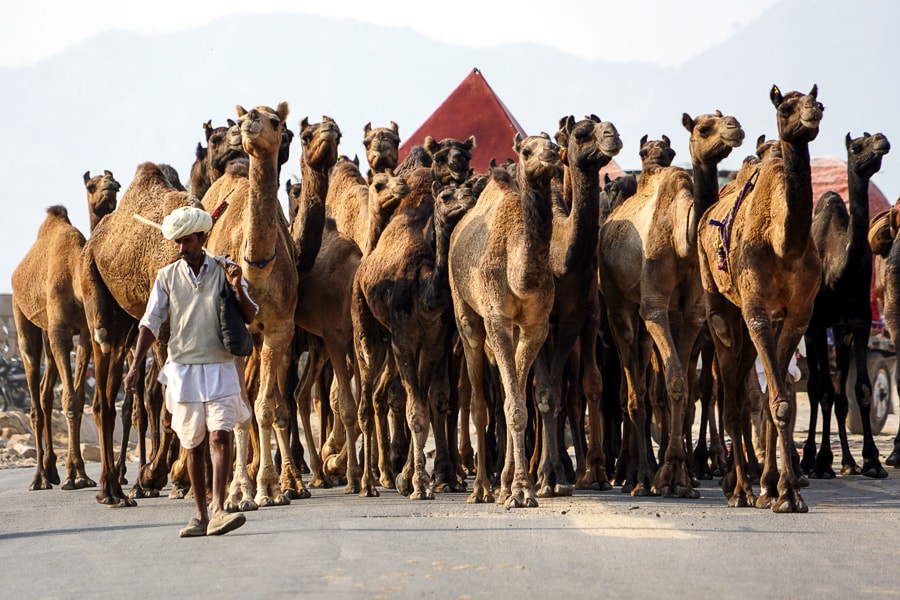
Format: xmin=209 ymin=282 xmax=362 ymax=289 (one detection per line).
xmin=46 ymin=205 xmax=70 ymax=221
xmin=672 ymin=191 xmax=694 ymax=258
xmin=813 ymin=190 xmax=847 ymax=218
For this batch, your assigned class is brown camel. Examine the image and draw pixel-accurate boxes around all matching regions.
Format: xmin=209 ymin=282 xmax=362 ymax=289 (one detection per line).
xmin=639 ymin=134 xmax=676 ymax=170
xmin=363 ymin=121 xmax=401 ymax=178
xmin=189 ymin=119 xmax=246 ymax=200
xmin=449 ymin=133 xmax=561 ymax=508
xmin=531 ymin=115 xmax=622 ymax=497
xmin=81 ymin=162 xmax=200 ymax=505
xmin=353 ymin=180 xmax=477 ymax=498
xmin=325 ymin=156 xmax=410 ymax=255
xmin=12 ymin=171 xmax=120 ymax=491
xmin=599 ymin=109 xmax=744 ymax=497
xmin=199 ymin=102 xmax=304 ymax=509
xmin=802 ymin=131 xmax=890 ymax=479
xmin=697 ymin=84 xmax=824 ymax=512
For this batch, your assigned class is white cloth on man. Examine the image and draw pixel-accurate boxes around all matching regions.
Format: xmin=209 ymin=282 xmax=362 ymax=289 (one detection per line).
xmin=140 ymin=253 xmax=256 ymax=415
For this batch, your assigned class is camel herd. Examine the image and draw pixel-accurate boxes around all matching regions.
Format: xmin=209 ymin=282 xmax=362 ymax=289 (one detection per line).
xmin=11 ymin=83 xmax=900 ymax=514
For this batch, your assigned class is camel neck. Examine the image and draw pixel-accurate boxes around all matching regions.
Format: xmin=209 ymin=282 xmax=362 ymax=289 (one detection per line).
xmin=778 ymin=140 xmax=814 ymax=259
xmin=513 ymin=171 xmax=554 ymax=290
xmin=566 ymin=162 xmax=602 ymax=264
xmin=691 ymin=161 xmax=720 ymax=218
xmin=847 ymin=164 xmax=872 ymax=246
xmin=243 ymin=154 xmax=280 ymax=275
xmin=294 ymin=160 xmax=328 ymax=273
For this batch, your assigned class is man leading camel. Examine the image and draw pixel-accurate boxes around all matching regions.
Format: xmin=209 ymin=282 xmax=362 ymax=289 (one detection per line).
xmin=124 ymin=206 xmax=257 ymax=537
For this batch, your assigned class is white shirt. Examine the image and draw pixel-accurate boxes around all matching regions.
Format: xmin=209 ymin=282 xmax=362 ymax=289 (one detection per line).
xmin=139 ymin=253 xmax=256 ymax=403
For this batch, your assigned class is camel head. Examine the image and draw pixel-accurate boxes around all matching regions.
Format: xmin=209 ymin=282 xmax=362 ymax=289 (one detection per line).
xmin=285 ymin=179 xmax=302 ymax=223
xmin=368 ymin=169 xmax=409 ymax=219
xmin=638 ymin=134 xmax=676 ymax=169
xmin=83 ymin=169 xmax=121 ymax=222
xmin=514 ymin=132 xmax=561 ymax=188
xmin=207 ymin=119 xmax=247 ymax=173
xmin=279 ymin=125 xmax=295 ymax=169
xmin=755 ymin=134 xmax=782 ymax=161
xmin=236 ymin=101 xmax=290 ymax=159
xmin=432 ymin=180 xmax=478 ymax=232
xmin=847 ymin=131 xmax=891 ymax=180
xmin=603 ymin=172 xmax=637 ymax=210
xmin=770 ymin=84 xmax=823 ymax=144
xmin=424 ymin=135 xmax=476 ymax=185
xmin=363 ymin=121 xmax=401 ymax=174
xmin=682 ymin=110 xmax=745 ymax=165
xmin=555 ymin=115 xmax=622 ymax=170
xmin=299 ymin=115 xmax=342 ymax=173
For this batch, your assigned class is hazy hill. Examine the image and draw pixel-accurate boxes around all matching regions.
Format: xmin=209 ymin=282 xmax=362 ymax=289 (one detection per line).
xmin=1 ymin=0 xmax=897 ymax=292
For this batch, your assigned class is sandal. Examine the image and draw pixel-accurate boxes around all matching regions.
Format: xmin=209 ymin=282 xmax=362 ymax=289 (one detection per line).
xmin=207 ymin=512 xmax=246 ymax=536
xmin=179 ymin=517 xmax=208 ymax=538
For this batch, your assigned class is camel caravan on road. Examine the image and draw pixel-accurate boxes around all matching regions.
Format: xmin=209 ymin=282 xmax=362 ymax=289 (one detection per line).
xmin=12 ymin=72 xmax=900 ymax=514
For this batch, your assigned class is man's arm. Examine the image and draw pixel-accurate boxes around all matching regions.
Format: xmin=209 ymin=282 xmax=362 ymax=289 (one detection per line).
xmin=124 ymin=326 xmax=157 ymax=394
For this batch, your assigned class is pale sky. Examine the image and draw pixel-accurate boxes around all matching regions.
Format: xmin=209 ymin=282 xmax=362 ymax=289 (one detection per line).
xmin=4 ymin=0 xmax=778 ymax=69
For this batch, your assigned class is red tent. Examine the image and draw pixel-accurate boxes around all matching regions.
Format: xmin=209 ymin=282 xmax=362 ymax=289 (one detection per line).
xmin=399 ymin=67 xmax=626 ymax=179
xmin=810 ymin=156 xmax=891 ymax=216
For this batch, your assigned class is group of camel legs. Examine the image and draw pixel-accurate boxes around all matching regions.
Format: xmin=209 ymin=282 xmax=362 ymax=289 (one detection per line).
xmin=11 ymin=83 xmax=899 ymax=514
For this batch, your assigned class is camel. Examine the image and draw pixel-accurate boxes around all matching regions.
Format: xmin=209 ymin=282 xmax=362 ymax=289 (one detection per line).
xmin=603 ymin=172 xmax=637 ymax=211
xmin=449 ymin=133 xmax=561 ymax=508
xmin=802 ymin=131 xmax=891 ymax=479
xmin=189 ymin=119 xmax=246 ymax=200
xmin=325 ymin=157 xmax=410 ymax=255
xmin=81 ymin=161 xmax=200 ymax=506
xmin=11 ymin=171 xmax=120 ymax=491
xmin=363 ymin=121 xmax=401 ymax=178
xmin=353 ymin=180 xmax=477 ymax=498
xmin=395 ymin=136 xmax=476 ymax=214
xmin=639 ymin=134 xmax=676 ymax=170
xmin=530 ymin=115 xmax=622 ymax=497
xmin=599 ymin=109 xmax=744 ymax=497
xmin=697 ymin=84 xmax=824 ymax=512
xmin=199 ymin=102 xmax=304 ymax=509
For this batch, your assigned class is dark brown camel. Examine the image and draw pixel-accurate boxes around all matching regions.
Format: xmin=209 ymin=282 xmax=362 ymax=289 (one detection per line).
xmin=352 ymin=180 xmax=477 ymax=498
xmin=698 ymin=84 xmax=824 ymax=512
xmin=639 ymin=134 xmax=676 ymax=170
xmin=532 ymin=115 xmax=622 ymax=497
xmin=802 ymin=131 xmax=890 ymax=479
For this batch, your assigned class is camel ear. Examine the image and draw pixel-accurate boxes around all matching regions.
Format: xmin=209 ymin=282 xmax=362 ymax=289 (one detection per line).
xmin=490 ymin=157 xmax=497 ymax=168
xmin=809 ymin=84 xmax=818 ymax=99
xmin=432 ymin=180 xmax=443 ymax=198
xmin=682 ymin=113 xmax=695 ymax=133
xmin=846 ymin=132 xmax=853 ymax=149
xmin=588 ymin=114 xmax=601 ymax=123
xmin=203 ymin=120 xmax=212 ymax=130
xmin=640 ymin=134 xmax=648 ymax=146
xmin=464 ymin=135 xmax=477 ymax=150
xmin=300 ymin=117 xmax=310 ymax=133
xmin=203 ymin=120 xmax=214 ymax=141
xmin=662 ymin=134 xmax=671 ymax=145
xmin=363 ymin=122 xmax=372 ymax=136
xmin=715 ymin=110 xmax=723 ymax=117
xmin=236 ymin=105 xmax=247 ymax=119
xmin=391 ymin=121 xmax=399 ymax=134
xmin=285 ymin=179 xmax=291 ymax=195
xmin=276 ymin=102 xmax=290 ymax=123
xmin=83 ymin=171 xmax=90 ymax=184
xmin=353 ymin=154 xmax=360 ymax=167
xmin=770 ymin=85 xmax=784 ymax=107
xmin=424 ymin=136 xmax=439 ymax=155
xmin=104 ymin=170 xmax=114 ymax=179
xmin=540 ymin=132 xmax=551 ymax=141
xmin=514 ymin=132 xmax=523 ymax=153
xmin=757 ymin=134 xmax=766 ymax=147
xmin=604 ymin=173 xmax=611 ymax=185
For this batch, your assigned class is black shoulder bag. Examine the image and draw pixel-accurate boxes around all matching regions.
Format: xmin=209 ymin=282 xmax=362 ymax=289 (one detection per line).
xmin=216 ymin=259 xmax=254 ymax=357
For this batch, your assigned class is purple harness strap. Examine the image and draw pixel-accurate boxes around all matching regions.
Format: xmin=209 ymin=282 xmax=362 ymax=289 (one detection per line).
xmin=709 ymin=169 xmax=759 ymax=271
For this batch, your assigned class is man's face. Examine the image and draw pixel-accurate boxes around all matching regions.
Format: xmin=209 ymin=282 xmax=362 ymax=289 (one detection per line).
xmin=175 ymin=232 xmax=205 ymax=262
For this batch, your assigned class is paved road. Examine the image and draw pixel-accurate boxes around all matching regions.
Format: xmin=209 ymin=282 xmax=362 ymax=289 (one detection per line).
xmin=3 ymin=449 xmax=900 ymax=599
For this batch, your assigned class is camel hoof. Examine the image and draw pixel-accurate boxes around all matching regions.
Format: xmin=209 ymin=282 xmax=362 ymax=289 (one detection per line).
xmin=728 ymin=493 xmax=755 ymax=508
xmin=797 ymin=475 xmax=810 ymax=488
xmin=554 ymin=483 xmax=574 ymax=497
xmin=772 ymin=495 xmax=808 ymax=514
xmin=862 ymin=464 xmax=889 ymax=479
xmin=168 ymin=487 xmax=188 ymax=500
xmin=239 ymin=499 xmax=259 ymax=512
xmin=29 ymin=480 xmax=53 ymax=491
xmin=284 ymin=488 xmax=310 ymax=500
xmin=257 ymin=496 xmax=274 ymax=508
xmin=61 ymin=479 xmax=75 ymax=491
xmin=359 ymin=487 xmax=380 ymax=498
xmin=630 ymin=483 xmax=649 ymax=497
xmin=410 ymin=490 xmax=435 ymax=500
xmin=885 ymin=450 xmax=900 ymax=467
xmin=840 ymin=464 xmax=862 ymax=477
xmin=466 ymin=490 xmax=494 ymax=504
xmin=675 ymin=485 xmax=700 ymax=499
xmin=273 ymin=493 xmax=292 ymax=506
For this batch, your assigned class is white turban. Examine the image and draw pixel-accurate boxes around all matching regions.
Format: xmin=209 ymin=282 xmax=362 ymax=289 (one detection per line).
xmin=161 ymin=206 xmax=213 ymax=241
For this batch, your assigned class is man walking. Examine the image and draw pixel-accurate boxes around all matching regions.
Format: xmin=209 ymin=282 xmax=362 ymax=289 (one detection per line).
xmin=125 ymin=206 xmax=257 ymax=537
